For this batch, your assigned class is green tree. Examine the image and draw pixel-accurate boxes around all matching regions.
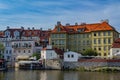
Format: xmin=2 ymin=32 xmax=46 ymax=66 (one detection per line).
xmin=0 ymin=42 xmax=4 ymax=59
xmin=83 ymin=49 xmax=98 ymax=56
xmin=32 ymin=53 xmax=40 ymax=60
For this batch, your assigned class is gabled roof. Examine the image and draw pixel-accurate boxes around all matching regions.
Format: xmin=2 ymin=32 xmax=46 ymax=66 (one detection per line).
xmin=22 ymin=30 xmax=40 ymax=37
xmin=4 ymin=28 xmax=23 ymax=37
xmin=112 ymin=38 xmax=120 ymax=48
xmin=51 ymin=21 xmax=116 ymax=34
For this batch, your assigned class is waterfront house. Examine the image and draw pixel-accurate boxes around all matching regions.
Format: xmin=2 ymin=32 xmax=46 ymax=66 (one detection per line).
xmin=110 ymin=38 xmax=120 ymax=58
xmin=64 ymin=51 xmax=81 ymax=62
xmin=41 ymin=45 xmax=64 ymax=69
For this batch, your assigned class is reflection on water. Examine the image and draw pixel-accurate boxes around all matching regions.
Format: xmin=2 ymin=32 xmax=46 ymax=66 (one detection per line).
xmin=0 ymin=69 xmax=120 ymax=80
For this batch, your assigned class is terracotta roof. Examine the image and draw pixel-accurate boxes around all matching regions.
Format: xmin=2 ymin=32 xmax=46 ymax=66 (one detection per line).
xmin=51 ymin=21 xmax=116 ymax=33
xmin=22 ymin=30 xmax=40 ymax=37
xmin=0 ymin=31 xmax=4 ymax=37
xmin=112 ymin=38 xmax=120 ymax=48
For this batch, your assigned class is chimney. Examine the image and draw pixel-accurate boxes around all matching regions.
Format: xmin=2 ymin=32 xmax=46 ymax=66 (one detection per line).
xmin=57 ymin=21 xmax=61 ymax=26
xmin=40 ymin=28 xmax=42 ymax=31
xmin=32 ymin=27 xmax=35 ymax=30
xmin=28 ymin=27 xmax=30 ymax=30
xmin=75 ymin=23 xmax=78 ymax=26
xmin=66 ymin=23 xmax=70 ymax=26
xmin=7 ymin=26 xmax=10 ymax=29
xmin=21 ymin=26 xmax=24 ymax=30
xmin=101 ymin=19 xmax=109 ymax=23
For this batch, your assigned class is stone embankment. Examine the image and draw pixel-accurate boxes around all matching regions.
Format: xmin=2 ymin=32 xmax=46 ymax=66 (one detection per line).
xmin=63 ymin=59 xmax=120 ymax=71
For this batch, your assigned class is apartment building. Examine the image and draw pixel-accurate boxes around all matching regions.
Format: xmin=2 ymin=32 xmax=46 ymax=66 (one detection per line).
xmin=50 ymin=20 xmax=119 ymax=57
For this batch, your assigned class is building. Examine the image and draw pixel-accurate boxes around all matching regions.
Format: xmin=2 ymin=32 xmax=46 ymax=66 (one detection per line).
xmin=41 ymin=45 xmax=63 ymax=60
xmin=0 ymin=27 xmax=51 ymax=66
xmin=11 ymin=40 xmax=35 ymax=61
xmin=50 ymin=20 xmax=119 ymax=58
xmin=64 ymin=51 xmax=81 ymax=62
xmin=110 ymin=38 xmax=120 ymax=58
xmin=41 ymin=45 xmax=64 ymax=69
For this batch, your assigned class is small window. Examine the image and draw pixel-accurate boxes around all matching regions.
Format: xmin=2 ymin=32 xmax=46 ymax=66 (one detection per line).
xmin=28 ymin=50 xmax=31 ymax=53
xmin=99 ymin=47 xmax=101 ymax=51
xmin=71 ymin=54 xmax=74 ymax=58
xmin=94 ymin=33 xmax=96 ymax=36
xmin=104 ymin=53 xmax=107 ymax=56
xmin=68 ymin=54 xmax=70 ymax=58
xmin=116 ymin=50 xmax=119 ymax=52
xmin=24 ymin=50 xmax=25 ymax=53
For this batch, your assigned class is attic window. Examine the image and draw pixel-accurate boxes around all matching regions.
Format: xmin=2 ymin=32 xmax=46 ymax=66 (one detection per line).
xmin=69 ymin=29 xmax=74 ymax=32
xmin=57 ymin=27 xmax=61 ymax=32
xmin=77 ymin=28 xmax=85 ymax=32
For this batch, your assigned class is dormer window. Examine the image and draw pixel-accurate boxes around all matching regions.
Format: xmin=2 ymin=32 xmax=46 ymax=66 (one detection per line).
xmin=57 ymin=27 xmax=61 ymax=32
xmin=77 ymin=28 xmax=85 ymax=32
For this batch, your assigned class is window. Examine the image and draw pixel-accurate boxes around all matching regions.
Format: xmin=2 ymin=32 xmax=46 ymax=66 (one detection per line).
xmin=94 ymin=33 xmax=96 ymax=36
xmin=104 ymin=53 xmax=107 ymax=56
xmin=57 ymin=27 xmax=61 ymax=32
xmin=24 ymin=50 xmax=25 ymax=53
xmin=104 ymin=46 xmax=107 ymax=50
xmin=28 ymin=50 xmax=31 ymax=53
xmin=98 ymin=53 xmax=101 ymax=56
xmin=6 ymin=50 xmax=8 ymax=54
xmin=108 ymin=38 xmax=111 ymax=44
xmin=98 ymin=39 xmax=101 ymax=44
xmin=9 ymin=50 xmax=12 ymax=54
xmin=18 ymin=50 xmax=21 ymax=53
xmin=94 ymin=47 xmax=96 ymax=50
xmin=108 ymin=31 xmax=111 ymax=36
xmin=98 ymin=32 xmax=101 ymax=36
xmin=116 ymin=50 xmax=119 ymax=52
xmin=94 ymin=39 xmax=96 ymax=44
xmin=68 ymin=54 xmax=70 ymax=58
xmin=103 ymin=38 xmax=106 ymax=44
xmin=98 ymin=47 xmax=101 ymax=51
xmin=71 ymin=54 xmax=74 ymax=58
xmin=103 ymin=32 xmax=106 ymax=36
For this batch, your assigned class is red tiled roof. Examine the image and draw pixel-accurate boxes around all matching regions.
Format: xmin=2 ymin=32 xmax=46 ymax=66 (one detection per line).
xmin=112 ymin=38 xmax=120 ymax=48
xmin=22 ymin=30 xmax=40 ymax=37
xmin=51 ymin=21 xmax=116 ymax=33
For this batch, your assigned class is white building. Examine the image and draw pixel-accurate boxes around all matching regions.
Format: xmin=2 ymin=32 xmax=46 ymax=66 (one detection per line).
xmin=64 ymin=51 xmax=81 ymax=62
xmin=110 ymin=38 xmax=120 ymax=58
xmin=11 ymin=40 xmax=35 ymax=61
xmin=41 ymin=45 xmax=58 ymax=60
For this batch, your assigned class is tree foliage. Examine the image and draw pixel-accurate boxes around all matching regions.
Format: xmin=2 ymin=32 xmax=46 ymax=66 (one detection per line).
xmin=32 ymin=53 xmax=40 ymax=60
xmin=83 ymin=49 xmax=98 ymax=56
xmin=0 ymin=42 xmax=4 ymax=59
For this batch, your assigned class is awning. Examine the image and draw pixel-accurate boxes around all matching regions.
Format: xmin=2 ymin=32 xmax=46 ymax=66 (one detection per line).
xmin=16 ymin=56 xmax=29 ymax=60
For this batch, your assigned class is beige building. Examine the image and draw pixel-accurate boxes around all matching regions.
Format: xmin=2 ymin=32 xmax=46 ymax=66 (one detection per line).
xmin=50 ymin=21 xmax=119 ymax=58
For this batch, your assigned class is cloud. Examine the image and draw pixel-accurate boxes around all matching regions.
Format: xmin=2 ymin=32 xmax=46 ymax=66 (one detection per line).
xmin=0 ymin=0 xmax=120 ymax=32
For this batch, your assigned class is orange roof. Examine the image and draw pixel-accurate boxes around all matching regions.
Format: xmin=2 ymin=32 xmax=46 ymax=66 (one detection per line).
xmin=51 ymin=21 xmax=116 ymax=33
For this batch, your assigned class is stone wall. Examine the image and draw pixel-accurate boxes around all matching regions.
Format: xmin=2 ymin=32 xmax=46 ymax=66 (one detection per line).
xmin=45 ymin=59 xmax=62 ymax=69
xmin=63 ymin=59 xmax=120 ymax=69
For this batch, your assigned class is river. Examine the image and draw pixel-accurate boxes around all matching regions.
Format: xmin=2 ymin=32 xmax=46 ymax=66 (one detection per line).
xmin=0 ymin=69 xmax=120 ymax=80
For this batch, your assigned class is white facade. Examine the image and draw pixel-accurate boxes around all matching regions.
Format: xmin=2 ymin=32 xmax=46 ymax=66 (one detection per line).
xmin=11 ymin=40 xmax=35 ymax=61
xmin=110 ymin=48 xmax=120 ymax=58
xmin=64 ymin=51 xmax=80 ymax=62
xmin=41 ymin=45 xmax=58 ymax=60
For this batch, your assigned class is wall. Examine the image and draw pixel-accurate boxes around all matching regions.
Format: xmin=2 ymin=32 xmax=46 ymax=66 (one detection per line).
xmin=63 ymin=59 xmax=120 ymax=69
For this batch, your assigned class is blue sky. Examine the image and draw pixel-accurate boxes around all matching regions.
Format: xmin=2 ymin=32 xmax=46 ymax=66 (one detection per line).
xmin=0 ymin=0 xmax=120 ymax=31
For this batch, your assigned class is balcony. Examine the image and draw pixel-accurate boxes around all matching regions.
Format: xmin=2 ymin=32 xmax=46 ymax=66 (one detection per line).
xmin=12 ymin=44 xmax=32 ymax=49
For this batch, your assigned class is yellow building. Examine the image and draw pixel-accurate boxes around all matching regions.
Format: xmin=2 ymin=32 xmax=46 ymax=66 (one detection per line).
xmin=50 ymin=21 xmax=119 ymax=57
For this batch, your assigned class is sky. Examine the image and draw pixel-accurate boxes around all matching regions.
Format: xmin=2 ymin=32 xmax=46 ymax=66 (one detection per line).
xmin=0 ymin=0 xmax=120 ymax=31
